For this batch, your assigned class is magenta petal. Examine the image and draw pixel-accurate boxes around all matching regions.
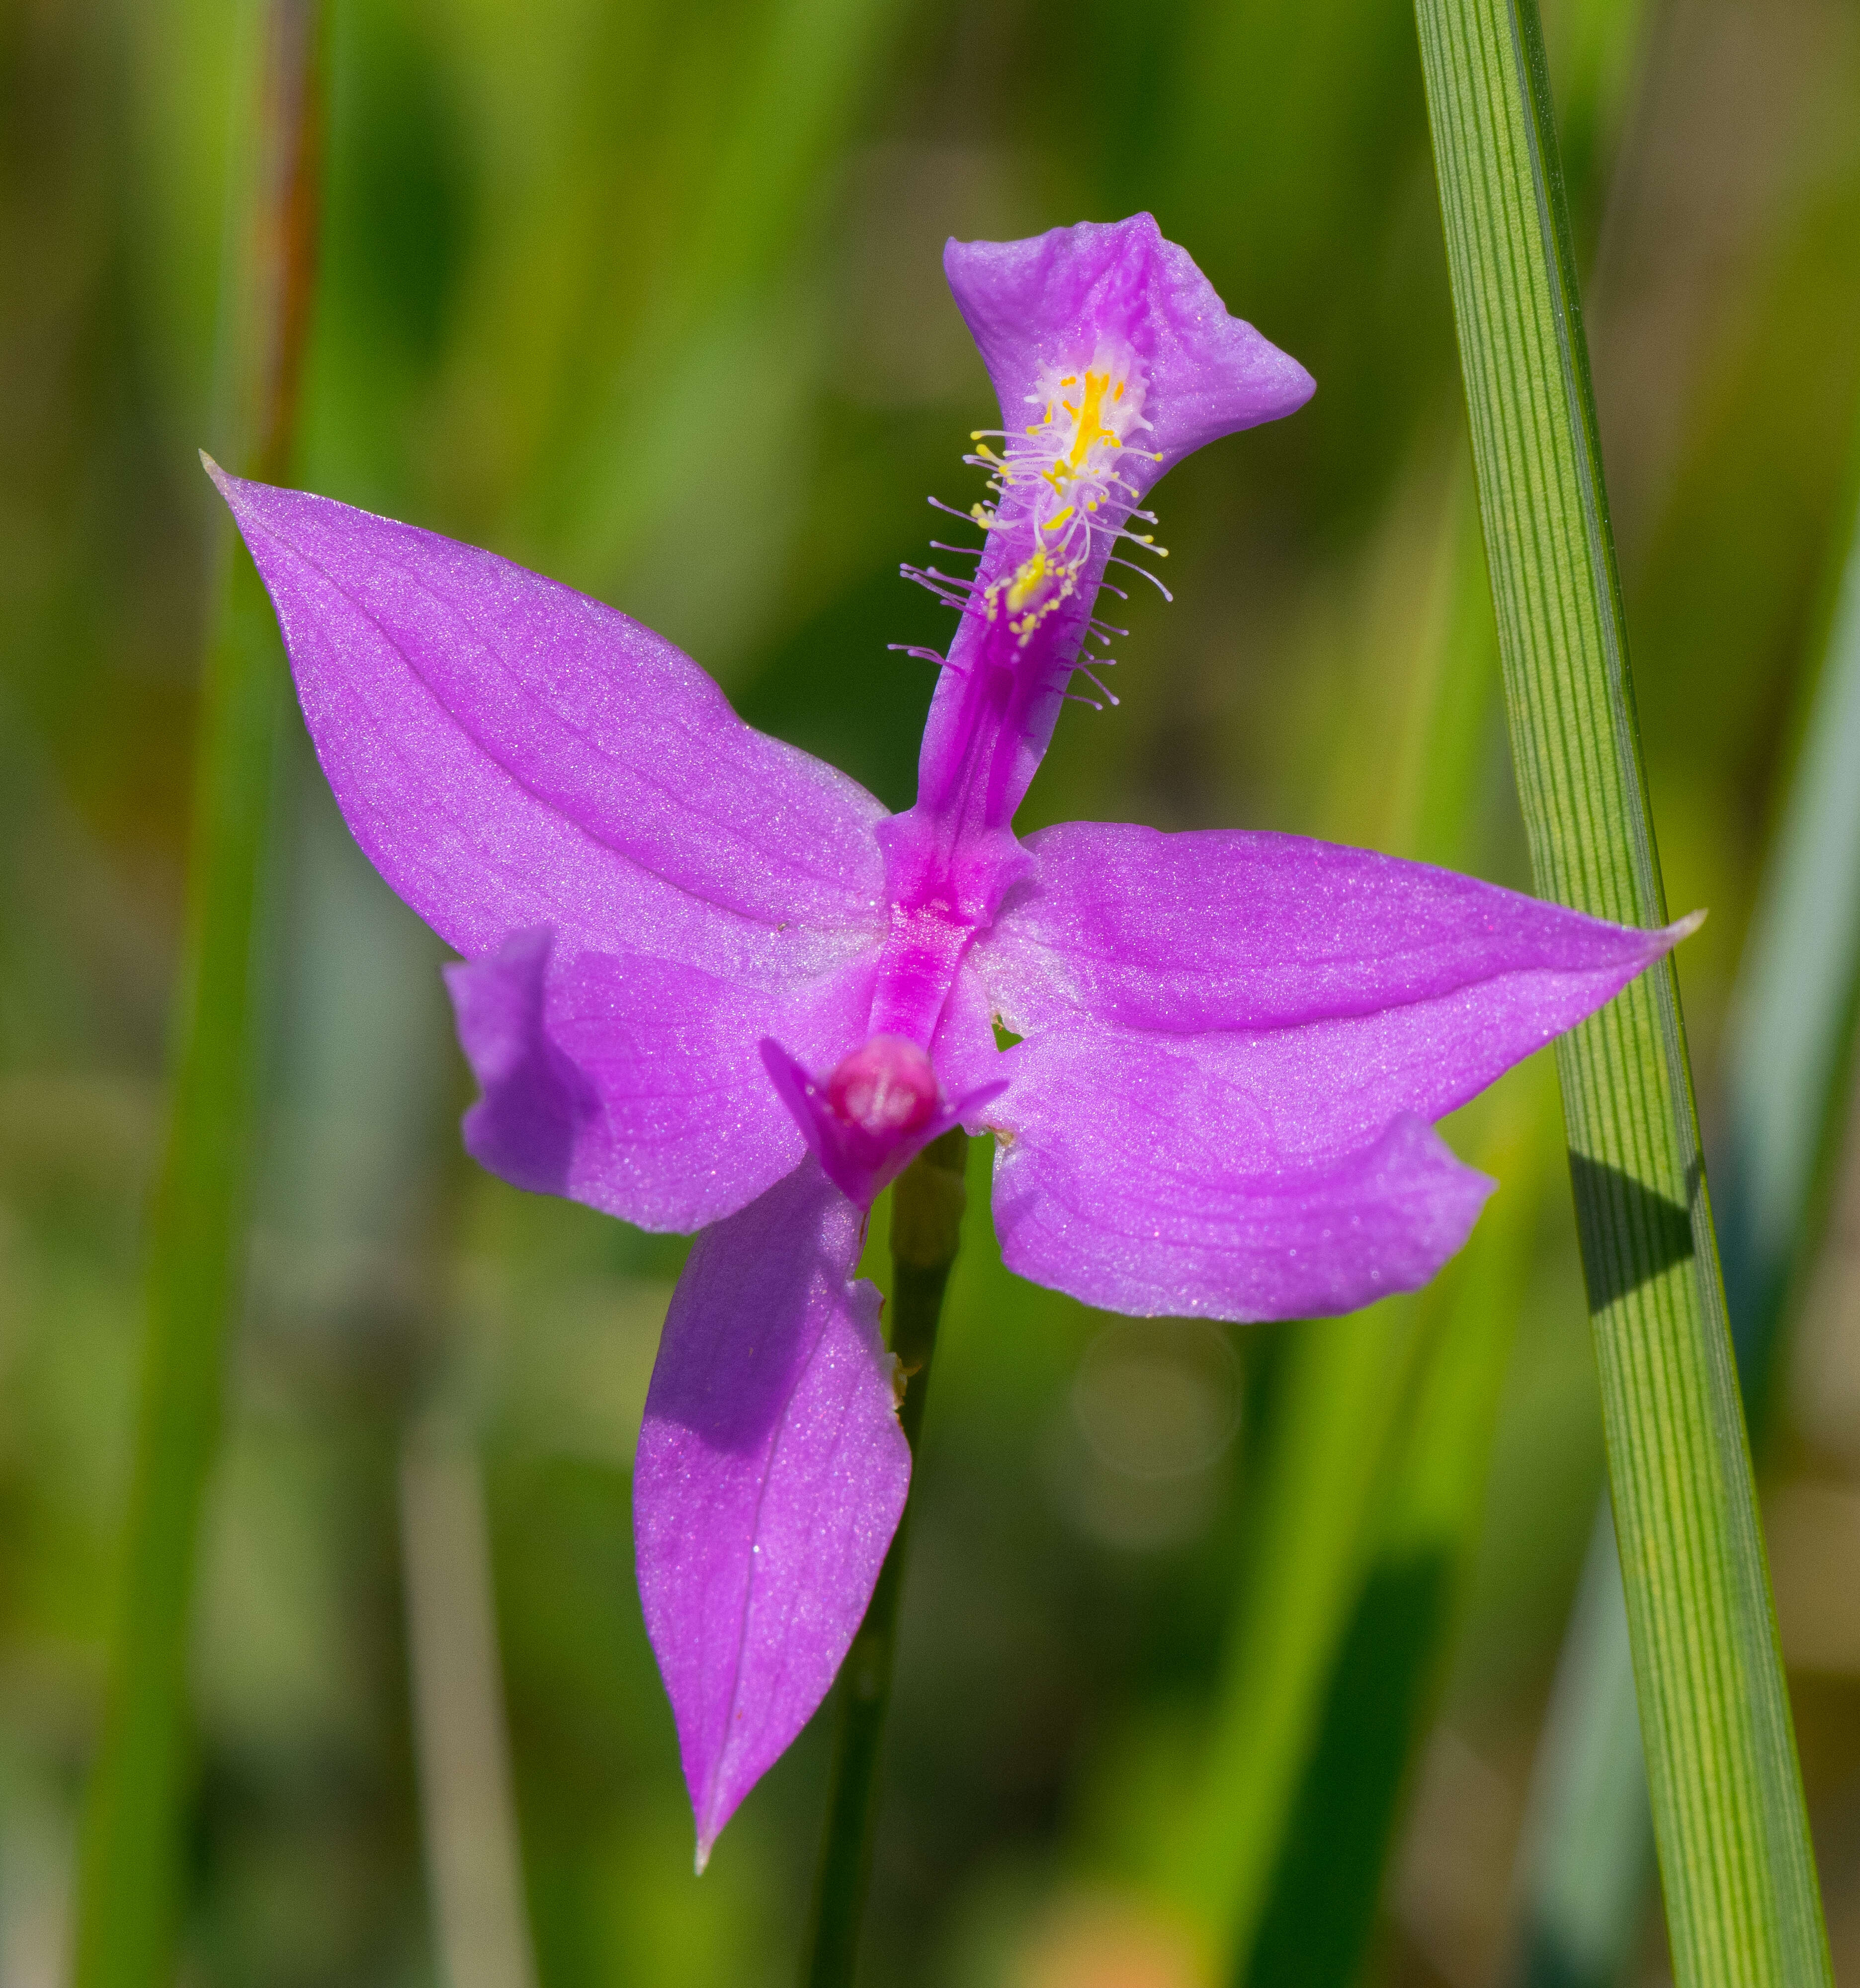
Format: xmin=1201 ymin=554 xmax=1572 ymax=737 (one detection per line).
xmin=206 ymin=464 xmax=888 ymax=970
xmin=965 ymin=822 xmax=1693 ymax=1319
xmin=444 ymin=932 xmax=877 ymax=1231
xmin=993 ymin=1064 xmax=1494 ymax=1320
xmin=943 ymin=214 xmax=1314 ymax=469
xmin=634 ymin=1161 xmax=910 ymax=1866
xmin=975 ymin=821 xmax=1690 ymax=1134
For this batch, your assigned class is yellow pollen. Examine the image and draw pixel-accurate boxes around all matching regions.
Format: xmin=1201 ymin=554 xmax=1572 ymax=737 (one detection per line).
xmin=1062 ymin=369 xmax=1117 ymax=474
xmin=1005 ymin=548 xmax=1051 ymax=614
xmin=947 ymin=349 xmax=1158 ymax=619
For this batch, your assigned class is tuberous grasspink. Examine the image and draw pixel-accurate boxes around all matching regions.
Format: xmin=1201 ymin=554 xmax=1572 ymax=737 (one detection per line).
xmin=210 ymin=211 xmax=1695 ymax=1867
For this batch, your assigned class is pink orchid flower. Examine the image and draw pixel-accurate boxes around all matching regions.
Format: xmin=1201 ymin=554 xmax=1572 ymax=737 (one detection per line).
xmin=210 ymin=213 xmax=1690 ymax=1866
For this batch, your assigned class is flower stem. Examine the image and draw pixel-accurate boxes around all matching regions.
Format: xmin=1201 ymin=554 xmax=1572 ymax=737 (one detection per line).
xmin=801 ymin=1128 xmax=968 ymax=1988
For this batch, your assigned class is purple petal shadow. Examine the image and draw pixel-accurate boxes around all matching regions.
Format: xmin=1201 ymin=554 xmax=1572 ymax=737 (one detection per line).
xmin=443 ymin=929 xmax=880 ymax=1231
xmin=445 ymin=929 xmax=602 ymax=1197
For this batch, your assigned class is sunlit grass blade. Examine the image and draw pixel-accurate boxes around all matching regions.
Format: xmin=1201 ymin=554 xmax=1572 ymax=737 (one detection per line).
xmin=546 ymin=0 xmax=913 ymax=589
xmin=1159 ymin=458 xmax=1510 ymax=1971
xmin=1243 ymin=1065 xmax=1554 ymax=1988
xmin=1509 ymin=402 xmax=1860 ymax=1988
xmin=1164 ymin=1300 xmax=1424 ymax=1958
xmin=401 ymin=1418 xmax=540 ymax=1988
xmin=1412 ymin=0 xmax=1833 ymax=1979
xmin=1179 ymin=4 xmax=1653 ymax=1950
xmin=69 ymin=7 xmax=328 ymax=1984
xmin=1225 ymin=12 xmax=1657 ymax=1963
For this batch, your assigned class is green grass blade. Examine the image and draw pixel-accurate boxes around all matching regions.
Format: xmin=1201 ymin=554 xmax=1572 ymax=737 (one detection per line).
xmin=1180 ymin=7 xmax=1652 ymax=1956
xmin=1165 ymin=1302 xmax=1424 ymax=1954
xmin=803 ymin=1132 xmax=969 ymax=1988
xmin=1510 ymin=400 xmax=1860 ymax=1988
xmin=1412 ymin=0 xmax=1833 ymax=1980
xmin=69 ymin=7 xmax=328 ymax=1983
xmin=1223 ymin=13 xmax=1655 ymax=1966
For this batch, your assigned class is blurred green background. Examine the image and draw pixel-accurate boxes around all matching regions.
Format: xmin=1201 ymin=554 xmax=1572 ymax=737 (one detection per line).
xmin=4 ymin=0 xmax=1860 ymax=1983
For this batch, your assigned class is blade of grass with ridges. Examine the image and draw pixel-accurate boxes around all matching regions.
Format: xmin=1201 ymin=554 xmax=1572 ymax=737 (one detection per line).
xmin=70 ymin=6 xmax=327 ymax=1984
xmin=1509 ymin=390 xmax=1860 ymax=1988
xmin=1411 ymin=0 xmax=1832 ymax=1980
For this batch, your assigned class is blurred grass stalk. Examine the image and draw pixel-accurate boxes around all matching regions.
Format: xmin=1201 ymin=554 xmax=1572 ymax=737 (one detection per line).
xmin=1245 ymin=1061 xmax=1556 ymax=1988
xmin=1159 ymin=466 xmax=1530 ymax=1978
xmin=541 ymin=0 xmax=913 ymax=594
xmin=1413 ymin=0 xmax=1833 ymax=1980
xmin=1510 ymin=392 xmax=1860 ymax=1988
xmin=401 ymin=1420 xmax=539 ymax=1988
xmin=70 ymin=3 xmax=328 ymax=1983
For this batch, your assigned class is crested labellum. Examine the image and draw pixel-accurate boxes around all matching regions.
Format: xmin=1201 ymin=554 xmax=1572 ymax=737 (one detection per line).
xmin=210 ymin=213 xmax=1693 ymax=1867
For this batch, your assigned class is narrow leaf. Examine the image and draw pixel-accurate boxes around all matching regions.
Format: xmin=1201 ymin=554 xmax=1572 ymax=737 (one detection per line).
xmin=1412 ymin=0 xmax=1833 ymax=1980
xmin=1510 ymin=400 xmax=1860 ymax=1988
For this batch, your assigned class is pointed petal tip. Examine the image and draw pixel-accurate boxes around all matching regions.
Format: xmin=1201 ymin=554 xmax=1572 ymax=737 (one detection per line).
xmin=639 ymin=1166 xmax=906 ymax=1868
xmin=1666 ymin=907 xmax=1708 ymax=945
xmin=1272 ymin=346 xmax=1319 ymax=416
xmin=693 ymin=1834 xmax=713 ymax=1877
xmin=198 ymin=448 xmax=231 ymax=495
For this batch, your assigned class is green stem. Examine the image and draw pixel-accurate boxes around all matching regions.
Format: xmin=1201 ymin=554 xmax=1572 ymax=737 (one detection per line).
xmin=1412 ymin=0 xmax=1833 ymax=1978
xmin=1510 ymin=379 xmax=1860 ymax=1988
xmin=70 ymin=8 xmax=327 ymax=1985
xmin=801 ymin=1129 xmax=968 ymax=1988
